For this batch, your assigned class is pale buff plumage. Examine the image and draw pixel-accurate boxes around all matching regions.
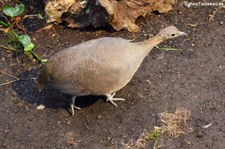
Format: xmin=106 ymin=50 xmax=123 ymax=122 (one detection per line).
xmin=38 ymin=26 xmax=187 ymax=115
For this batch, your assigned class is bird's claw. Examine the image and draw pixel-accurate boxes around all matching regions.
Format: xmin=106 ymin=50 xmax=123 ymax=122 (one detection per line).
xmin=106 ymin=93 xmax=125 ymax=107
xmin=70 ymin=96 xmax=81 ymax=116
xmin=107 ymin=98 xmax=125 ymax=107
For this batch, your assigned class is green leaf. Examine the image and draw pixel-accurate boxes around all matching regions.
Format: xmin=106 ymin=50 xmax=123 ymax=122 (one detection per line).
xmin=18 ymin=35 xmax=34 ymax=52
xmin=3 ymin=4 xmax=25 ymax=17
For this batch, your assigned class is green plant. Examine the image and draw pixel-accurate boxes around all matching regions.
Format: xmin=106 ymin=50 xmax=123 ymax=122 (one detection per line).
xmin=146 ymin=129 xmax=162 ymax=149
xmin=0 ymin=4 xmax=46 ymax=64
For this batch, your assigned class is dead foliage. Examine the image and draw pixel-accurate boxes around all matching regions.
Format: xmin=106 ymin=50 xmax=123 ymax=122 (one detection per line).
xmin=121 ymin=108 xmax=191 ymax=149
xmin=122 ymin=130 xmax=149 ymax=149
xmin=159 ymin=108 xmax=191 ymax=138
xmin=45 ymin=0 xmax=175 ymax=32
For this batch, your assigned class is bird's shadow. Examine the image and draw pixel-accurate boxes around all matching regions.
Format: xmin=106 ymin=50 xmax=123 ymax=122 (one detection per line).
xmin=12 ymin=68 xmax=105 ymax=113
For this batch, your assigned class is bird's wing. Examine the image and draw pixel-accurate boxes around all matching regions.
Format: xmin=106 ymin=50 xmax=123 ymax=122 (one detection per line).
xmin=45 ymin=37 xmax=136 ymax=95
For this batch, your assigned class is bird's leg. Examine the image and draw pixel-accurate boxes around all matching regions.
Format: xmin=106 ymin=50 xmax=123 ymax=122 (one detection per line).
xmin=70 ymin=96 xmax=81 ymax=115
xmin=106 ymin=93 xmax=125 ymax=107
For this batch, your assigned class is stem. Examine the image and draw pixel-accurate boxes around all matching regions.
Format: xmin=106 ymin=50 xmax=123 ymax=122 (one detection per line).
xmin=0 ymin=45 xmax=15 ymax=51
xmin=153 ymin=139 xmax=157 ymax=149
xmin=30 ymin=50 xmax=47 ymax=64
xmin=0 ymin=20 xmax=10 ymax=27
xmin=0 ymin=79 xmax=19 ymax=86
xmin=153 ymin=137 xmax=160 ymax=149
xmin=12 ymin=29 xmax=19 ymax=39
xmin=0 ymin=70 xmax=19 ymax=79
xmin=0 ymin=70 xmax=20 ymax=86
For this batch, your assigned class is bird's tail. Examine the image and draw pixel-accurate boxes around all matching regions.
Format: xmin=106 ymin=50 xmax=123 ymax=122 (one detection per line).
xmin=37 ymin=66 xmax=48 ymax=90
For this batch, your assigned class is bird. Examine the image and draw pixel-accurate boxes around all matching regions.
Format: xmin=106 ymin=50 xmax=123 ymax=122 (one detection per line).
xmin=38 ymin=26 xmax=187 ymax=115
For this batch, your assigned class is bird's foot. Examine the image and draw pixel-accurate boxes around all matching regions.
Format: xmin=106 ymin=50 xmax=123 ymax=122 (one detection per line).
xmin=107 ymin=98 xmax=125 ymax=107
xmin=70 ymin=96 xmax=81 ymax=116
xmin=106 ymin=93 xmax=125 ymax=107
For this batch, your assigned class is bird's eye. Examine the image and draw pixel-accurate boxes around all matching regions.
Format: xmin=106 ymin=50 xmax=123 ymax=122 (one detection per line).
xmin=171 ymin=34 xmax=175 ymax=36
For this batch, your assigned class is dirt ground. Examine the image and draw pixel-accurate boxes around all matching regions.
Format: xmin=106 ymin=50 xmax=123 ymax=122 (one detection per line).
xmin=0 ymin=0 xmax=225 ymax=149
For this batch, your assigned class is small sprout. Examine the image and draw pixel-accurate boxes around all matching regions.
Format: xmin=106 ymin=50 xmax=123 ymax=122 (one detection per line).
xmin=1 ymin=3 xmax=46 ymax=64
xmin=146 ymin=129 xmax=162 ymax=149
xmin=41 ymin=59 xmax=48 ymax=63
xmin=146 ymin=129 xmax=161 ymax=141
xmin=3 ymin=4 xmax=25 ymax=17
xmin=37 ymin=13 xmax=44 ymax=19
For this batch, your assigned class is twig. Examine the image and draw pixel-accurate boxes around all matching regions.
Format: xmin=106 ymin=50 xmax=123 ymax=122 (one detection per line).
xmin=36 ymin=24 xmax=53 ymax=32
xmin=15 ymin=23 xmax=29 ymax=33
xmin=153 ymin=137 xmax=159 ymax=149
xmin=153 ymin=137 xmax=164 ymax=149
xmin=23 ymin=14 xmax=44 ymax=19
xmin=0 ymin=79 xmax=19 ymax=86
xmin=0 ymin=70 xmax=20 ymax=86
xmin=155 ymin=46 xmax=183 ymax=51
xmin=0 ymin=70 xmax=19 ymax=79
xmin=0 ymin=45 xmax=13 ymax=51
xmin=0 ymin=77 xmax=36 ymax=86
xmin=186 ymin=23 xmax=198 ymax=27
xmin=130 ymin=33 xmax=150 ymax=42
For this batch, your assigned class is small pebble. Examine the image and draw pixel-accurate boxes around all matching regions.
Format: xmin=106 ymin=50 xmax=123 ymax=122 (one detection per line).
xmin=146 ymin=80 xmax=151 ymax=84
xmin=37 ymin=104 xmax=45 ymax=110
xmin=219 ymin=21 xmax=223 ymax=25
xmin=97 ymin=115 xmax=102 ymax=119
xmin=68 ymin=121 xmax=71 ymax=125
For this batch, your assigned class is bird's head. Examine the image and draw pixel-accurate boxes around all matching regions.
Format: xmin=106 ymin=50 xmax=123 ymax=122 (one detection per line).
xmin=158 ymin=26 xmax=187 ymax=39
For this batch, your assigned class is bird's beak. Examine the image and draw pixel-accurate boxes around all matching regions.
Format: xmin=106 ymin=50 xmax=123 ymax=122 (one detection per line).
xmin=179 ymin=31 xmax=188 ymax=36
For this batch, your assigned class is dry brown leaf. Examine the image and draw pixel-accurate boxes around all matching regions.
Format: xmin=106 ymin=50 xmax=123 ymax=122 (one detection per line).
xmin=45 ymin=0 xmax=78 ymax=23
xmin=45 ymin=0 xmax=175 ymax=32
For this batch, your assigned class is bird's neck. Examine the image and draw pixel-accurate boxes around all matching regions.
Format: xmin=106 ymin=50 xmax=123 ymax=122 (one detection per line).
xmin=137 ymin=34 xmax=165 ymax=56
